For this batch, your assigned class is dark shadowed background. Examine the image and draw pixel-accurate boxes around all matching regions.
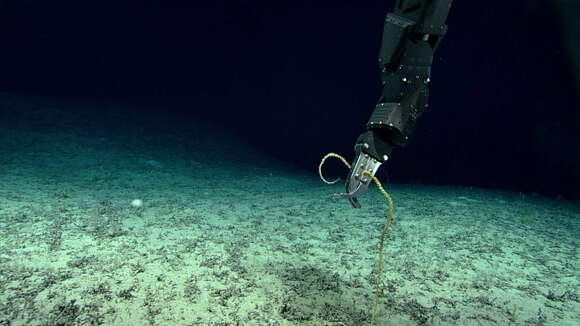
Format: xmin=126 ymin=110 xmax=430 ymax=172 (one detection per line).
xmin=0 ymin=0 xmax=578 ymax=199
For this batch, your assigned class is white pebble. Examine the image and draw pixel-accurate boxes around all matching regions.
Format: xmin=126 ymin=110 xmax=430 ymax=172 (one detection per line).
xmin=131 ymin=199 xmax=143 ymax=208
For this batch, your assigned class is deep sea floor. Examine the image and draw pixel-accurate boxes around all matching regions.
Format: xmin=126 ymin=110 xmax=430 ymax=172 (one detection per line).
xmin=0 ymin=94 xmax=578 ymax=325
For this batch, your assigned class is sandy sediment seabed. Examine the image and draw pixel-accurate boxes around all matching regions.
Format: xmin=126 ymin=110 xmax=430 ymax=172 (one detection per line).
xmin=0 ymin=96 xmax=578 ymax=325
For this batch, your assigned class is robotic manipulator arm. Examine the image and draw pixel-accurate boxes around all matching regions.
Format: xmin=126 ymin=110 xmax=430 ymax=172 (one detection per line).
xmin=333 ymin=0 xmax=453 ymax=208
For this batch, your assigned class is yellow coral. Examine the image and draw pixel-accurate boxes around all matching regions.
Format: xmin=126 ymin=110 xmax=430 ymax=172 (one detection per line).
xmin=319 ymin=153 xmax=394 ymax=325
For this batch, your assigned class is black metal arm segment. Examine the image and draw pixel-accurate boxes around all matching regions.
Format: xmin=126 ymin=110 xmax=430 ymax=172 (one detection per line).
xmin=355 ymin=0 xmax=453 ymax=162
